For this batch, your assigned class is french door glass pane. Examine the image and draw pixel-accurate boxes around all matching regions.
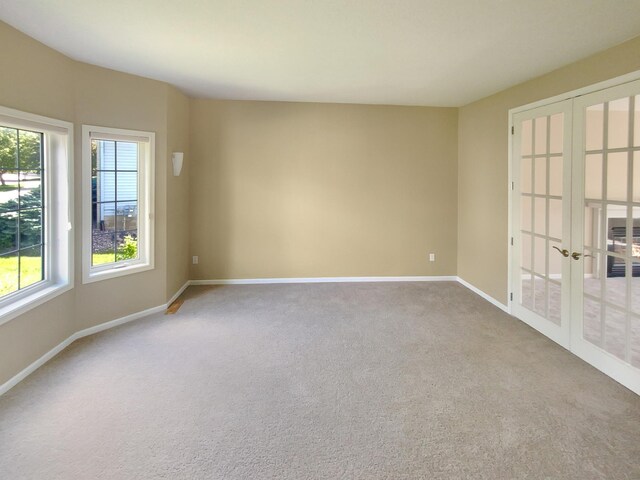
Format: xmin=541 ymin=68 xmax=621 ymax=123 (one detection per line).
xmin=632 ymin=207 xmax=640 ymax=259
xmin=631 ymin=261 xmax=640 ymax=314
xmin=635 ymin=95 xmax=640 ymax=147
xmin=604 ymin=257 xmax=626 ymax=304
xmin=533 ymin=276 xmax=546 ymax=317
xmin=548 ymin=280 xmax=561 ymax=324
xmin=582 ymin=93 xmax=639 ymax=366
xmin=604 ymin=306 xmax=626 ymax=361
xmin=585 ymin=154 xmax=603 ymax=199
xmin=631 ymin=314 xmax=640 ymax=368
xmin=534 ymin=117 xmax=547 ymax=154
xmin=521 ymin=233 xmax=531 ymax=269
xmin=521 ymin=270 xmax=533 ymax=310
xmin=606 ymin=152 xmax=627 ymax=202
xmin=517 ymin=111 xmax=565 ymax=329
xmin=534 ymin=198 xmax=546 ymax=233
xmin=634 ymin=151 xmax=640 ymax=202
xmin=549 ymin=114 xmax=563 ymax=154
xmin=584 ymin=296 xmax=602 ymax=346
xmin=583 ymin=249 xmax=601 ymax=298
xmin=521 ymin=157 xmax=532 ymax=192
xmin=521 ymin=120 xmax=532 ymax=155
xmin=549 ymin=156 xmax=563 ymax=196
xmin=534 ymin=157 xmax=546 ymax=194
xmin=608 ymin=97 xmax=629 ymax=149
xmin=549 ymin=199 xmax=562 ymax=239
xmin=521 ymin=196 xmax=531 ymax=231
xmin=585 ymin=104 xmax=604 ymax=151
xmin=534 ymin=236 xmax=546 ymax=276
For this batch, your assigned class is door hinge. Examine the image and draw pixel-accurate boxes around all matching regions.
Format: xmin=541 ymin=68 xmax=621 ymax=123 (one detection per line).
xmin=511 ymin=181 xmax=514 ymax=190
xmin=511 ymin=125 xmax=514 ymax=135
xmin=510 ymin=292 xmax=513 ymax=301
xmin=511 ymin=237 xmax=514 ymax=246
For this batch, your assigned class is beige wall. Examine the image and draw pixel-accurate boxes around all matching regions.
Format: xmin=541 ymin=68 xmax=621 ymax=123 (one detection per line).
xmin=0 ymin=22 xmax=189 ymax=386
xmin=189 ymin=100 xmax=458 ymax=279
xmin=2 ymin=16 xmax=640 ymax=389
xmin=166 ymin=87 xmax=191 ymax=298
xmin=73 ymin=63 xmax=170 ymax=330
xmin=458 ymin=35 xmax=640 ymax=304
xmin=0 ymin=23 xmax=77 ymax=386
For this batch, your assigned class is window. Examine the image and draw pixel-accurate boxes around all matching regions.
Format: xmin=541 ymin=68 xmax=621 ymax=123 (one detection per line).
xmin=82 ymin=126 xmax=154 ymax=283
xmin=0 ymin=106 xmax=73 ymax=324
xmin=0 ymin=127 xmax=44 ymax=297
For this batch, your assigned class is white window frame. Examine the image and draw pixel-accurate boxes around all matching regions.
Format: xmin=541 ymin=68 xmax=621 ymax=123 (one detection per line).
xmin=82 ymin=125 xmax=155 ymax=284
xmin=0 ymin=106 xmax=74 ymax=326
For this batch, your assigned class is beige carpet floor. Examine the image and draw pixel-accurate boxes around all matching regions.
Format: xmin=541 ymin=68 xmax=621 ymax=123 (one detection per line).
xmin=0 ymin=282 xmax=639 ymax=479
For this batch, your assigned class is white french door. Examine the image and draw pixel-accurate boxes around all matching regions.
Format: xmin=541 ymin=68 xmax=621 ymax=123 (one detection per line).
xmin=511 ymin=78 xmax=640 ymax=395
xmin=512 ymin=100 xmax=573 ymax=349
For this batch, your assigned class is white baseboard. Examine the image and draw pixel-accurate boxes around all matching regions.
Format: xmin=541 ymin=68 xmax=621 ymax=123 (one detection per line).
xmin=0 ymin=335 xmax=77 ymax=397
xmin=167 ymin=281 xmax=190 ymax=306
xmin=0 ymin=276 xmax=500 ymax=397
xmin=456 ymin=277 xmax=510 ymax=313
xmin=73 ymin=305 xmax=167 ymax=341
xmin=190 ymin=275 xmax=458 ymax=285
xmin=0 ymin=281 xmax=191 ymax=397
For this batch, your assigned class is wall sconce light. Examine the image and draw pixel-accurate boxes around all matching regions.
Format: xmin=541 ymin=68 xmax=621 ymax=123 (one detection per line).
xmin=172 ymin=152 xmax=184 ymax=176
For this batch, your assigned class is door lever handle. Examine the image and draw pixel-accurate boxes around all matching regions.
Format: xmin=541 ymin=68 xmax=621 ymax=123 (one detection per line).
xmin=553 ymin=246 xmax=570 ymax=257
xmin=571 ymin=252 xmax=582 ymax=260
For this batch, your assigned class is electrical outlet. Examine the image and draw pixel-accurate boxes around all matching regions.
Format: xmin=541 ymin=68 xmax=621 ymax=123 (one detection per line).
xmin=192 ymin=256 xmax=199 ymax=264
xmin=429 ymin=253 xmax=435 ymax=262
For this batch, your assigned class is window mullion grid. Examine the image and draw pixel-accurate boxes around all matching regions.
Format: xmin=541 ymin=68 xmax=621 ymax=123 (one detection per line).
xmin=85 ymin=128 xmax=152 ymax=281
xmin=545 ymin=114 xmax=551 ymax=321
xmin=600 ymin=102 xmax=609 ymax=346
xmin=16 ymin=129 xmax=21 ymax=291
xmin=114 ymin=142 xmax=118 ymax=261
xmin=625 ymin=95 xmax=635 ymax=363
xmin=39 ymin=131 xmax=45 ymax=284
xmin=529 ymin=133 xmax=534 ymax=299
xmin=530 ymin=121 xmax=535 ymax=306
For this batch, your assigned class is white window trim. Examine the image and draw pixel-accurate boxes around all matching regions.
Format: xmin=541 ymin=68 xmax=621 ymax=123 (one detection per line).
xmin=82 ymin=125 xmax=155 ymax=284
xmin=0 ymin=106 xmax=74 ymax=327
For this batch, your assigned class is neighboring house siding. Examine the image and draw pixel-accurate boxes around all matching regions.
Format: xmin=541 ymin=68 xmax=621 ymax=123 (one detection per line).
xmin=97 ymin=141 xmax=137 ymax=222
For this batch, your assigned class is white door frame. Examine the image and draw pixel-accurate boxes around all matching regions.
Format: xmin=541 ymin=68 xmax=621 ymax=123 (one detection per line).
xmin=508 ymin=70 xmax=640 ymax=396
xmin=511 ymin=100 xmax=573 ymax=349
xmin=508 ymin=69 xmax=640 ymax=315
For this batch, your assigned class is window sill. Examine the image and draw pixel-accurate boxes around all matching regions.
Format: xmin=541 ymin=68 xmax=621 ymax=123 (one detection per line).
xmin=0 ymin=281 xmax=73 ymax=328
xmin=82 ymin=262 xmax=154 ymax=284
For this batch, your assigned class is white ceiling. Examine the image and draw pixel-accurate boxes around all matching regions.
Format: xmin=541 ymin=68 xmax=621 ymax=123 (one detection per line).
xmin=2 ymin=0 xmax=640 ymax=106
